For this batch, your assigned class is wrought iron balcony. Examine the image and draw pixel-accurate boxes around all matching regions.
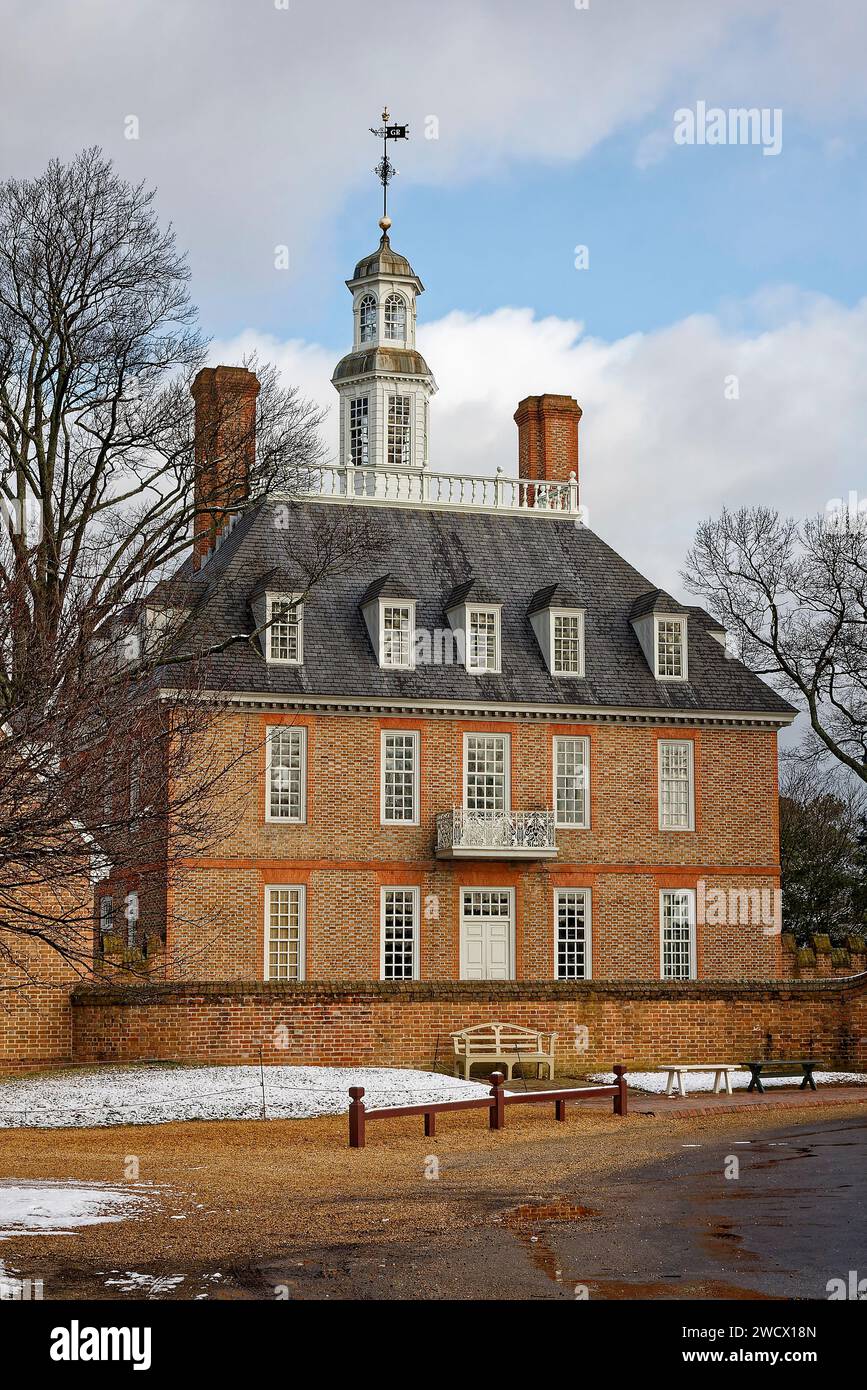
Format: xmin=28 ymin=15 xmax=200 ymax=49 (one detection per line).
xmin=435 ymin=807 xmax=558 ymax=860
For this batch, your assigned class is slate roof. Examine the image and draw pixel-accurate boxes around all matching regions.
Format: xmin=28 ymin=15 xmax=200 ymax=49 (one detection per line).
xmin=358 ymin=574 xmax=416 ymax=607
xmin=166 ymin=497 xmax=796 ymax=719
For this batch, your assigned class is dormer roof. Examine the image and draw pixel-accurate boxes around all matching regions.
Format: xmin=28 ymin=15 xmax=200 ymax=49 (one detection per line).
xmin=359 ymin=574 xmax=416 ymax=608
xmin=527 ymin=583 xmax=583 ymax=616
xmin=628 ymin=588 xmax=690 ymax=620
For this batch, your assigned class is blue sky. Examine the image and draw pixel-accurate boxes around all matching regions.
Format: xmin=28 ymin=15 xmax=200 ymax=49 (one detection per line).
xmin=3 ymin=0 xmax=867 ymax=598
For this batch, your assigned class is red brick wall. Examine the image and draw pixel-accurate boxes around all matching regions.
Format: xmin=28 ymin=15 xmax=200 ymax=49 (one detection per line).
xmin=71 ymin=975 xmax=866 ymax=1071
xmin=162 ymin=711 xmax=783 ymax=983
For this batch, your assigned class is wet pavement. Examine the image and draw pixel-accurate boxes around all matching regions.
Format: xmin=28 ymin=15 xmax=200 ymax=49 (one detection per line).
xmin=249 ymin=1111 xmax=867 ymax=1299
xmin=2 ymin=1109 xmax=863 ymax=1300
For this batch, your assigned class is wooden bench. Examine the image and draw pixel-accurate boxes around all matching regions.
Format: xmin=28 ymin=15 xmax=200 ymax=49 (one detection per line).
xmin=451 ymin=1022 xmax=557 ymax=1081
xmin=659 ymin=1063 xmax=740 ymax=1098
xmin=743 ymin=1059 xmax=825 ymax=1093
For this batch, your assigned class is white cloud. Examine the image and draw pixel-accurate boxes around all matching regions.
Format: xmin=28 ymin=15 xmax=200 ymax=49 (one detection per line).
xmin=213 ymin=289 xmax=867 ymax=601
xmin=3 ymin=0 xmax=867 ymax=292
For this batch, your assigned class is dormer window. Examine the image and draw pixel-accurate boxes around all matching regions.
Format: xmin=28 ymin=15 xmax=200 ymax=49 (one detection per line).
xmin=381 ymin=603 xmax=415 ymax=668
xmin=384 ymin=293 xmax=407 ymax=342
xmin=467 ymin=606 xmax=500 ymax=673
xmin=528 ymin=586 xmax=585 ymax=678
xmin=267 ymin=595 xmax=302 ymax=664
xmin=629 ymin=591 xmax=689 ymax=683
xmin=553 ymin=612 xmax=583 ymax=675
xmin=359 ymin=294 xmax=376 ymax=343
xmin=360 ymin=575 xmax=417 ymax=670
xmin=655 ymin=616 xmax=687 ymax=680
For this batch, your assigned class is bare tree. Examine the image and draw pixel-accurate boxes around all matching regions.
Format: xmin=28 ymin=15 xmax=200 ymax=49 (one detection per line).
xmin=0 ymin=148 xmax=367 ymax=984
xmin=683 ymin=507 xmax=867 ymax=782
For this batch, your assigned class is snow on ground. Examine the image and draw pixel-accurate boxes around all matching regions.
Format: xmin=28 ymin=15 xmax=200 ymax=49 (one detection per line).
xmin=0 ymin=1180 xmax=152 ymax=1238
xmin=589 ymin=1070 xmax=867 ymax=1094
xmin=0 ymin=1065 xmax=489 ymax=1129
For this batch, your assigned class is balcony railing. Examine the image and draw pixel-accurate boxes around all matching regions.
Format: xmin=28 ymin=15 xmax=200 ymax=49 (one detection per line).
xmin=292 ymin=465 xmax=582 ymax=518
xmin=436 ymin=808 xmax=558 ymax=859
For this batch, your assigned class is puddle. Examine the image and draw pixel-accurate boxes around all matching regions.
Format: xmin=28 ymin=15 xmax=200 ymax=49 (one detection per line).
xmin=0 ymin=1180 xmax=153 ymax=1238
xmin=499 ymin=1201 xmax=596 ymax=1228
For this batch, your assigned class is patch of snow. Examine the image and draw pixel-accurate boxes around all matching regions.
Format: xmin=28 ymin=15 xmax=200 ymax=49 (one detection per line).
xmin=0 ymin=1065 xmax=489 ymax=1129
xmin=0 ymin=1180 xmax=152 ymax=1238
xmin=589 ymin=1070 xmax=867 ymax=1095
xmin=103 ymin=1271 xmax=185 ymax=1296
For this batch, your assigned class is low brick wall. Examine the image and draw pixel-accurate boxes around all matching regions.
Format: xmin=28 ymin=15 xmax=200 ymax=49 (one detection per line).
xmin=782 ymin=933 xmax=866 ymax=979
xmin=71 ymin=975 xmax=867 ymax=1072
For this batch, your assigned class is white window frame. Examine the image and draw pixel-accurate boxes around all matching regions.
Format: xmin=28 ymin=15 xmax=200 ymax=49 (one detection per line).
xmin=264 ymin=884 xmax=306 ymax=981
xmin=658 ymin=739 xmax=695 ymax=832
xmin=129 ymin=749 xmax=141 ymax=816
xmin=383 ymin=292 xmax=407 ymax=343
xmin=554 ymin=888 xmax=592 ymax=980
xmin=387 ymin=393 xmax=412 ymax=467
xmin=466 ymin=605 xmax=501 ymax=674
xmin=349 ymin=394 xmax=370 ymax=468
xmin=379 ymin=599 xmax=416 ymax=670
xmin=550 ymin=608 xmax=585 ymax=678
xmin=124 ymin=889 xmax=139 ymax=949
xmin=99 ymin=895 xmax=114 ymax=938
xmin=553 ymin=735 xmax=590 ymax=828
xmin=380 ymin=730 xmax=420 ymax=826
xmin=659 ymin=888 xmax=697 ymax=980
xmin=266 ymin=593 xmax=303 ymax=665
xmin=654 ymin=614 xmax=688 ymax=681
xmin=265 ymin=725 xmax=308 ymax=823
xmin=358 ymin=293 xmax=377 ymax=344
xmin=463 ymin=732 xmax=511 ymax=813
xmin=380 ymin=885 xmax=420 ymax=981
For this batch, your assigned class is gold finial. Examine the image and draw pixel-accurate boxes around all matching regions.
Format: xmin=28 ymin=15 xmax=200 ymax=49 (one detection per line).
xmin=382 ymin=106 xmax=389 ymax=124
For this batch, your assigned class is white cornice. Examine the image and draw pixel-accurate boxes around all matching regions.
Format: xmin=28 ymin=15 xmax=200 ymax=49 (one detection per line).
xmin=159 ymin=688 xmax=795 ymax=730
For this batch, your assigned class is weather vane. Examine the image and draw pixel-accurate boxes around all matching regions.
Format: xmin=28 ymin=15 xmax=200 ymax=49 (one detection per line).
xmin=369 ymin=106 xmax=409 ymax=232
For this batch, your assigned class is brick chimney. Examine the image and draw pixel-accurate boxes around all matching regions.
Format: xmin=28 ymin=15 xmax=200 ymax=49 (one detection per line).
xmin=514 ymin=394 xmax=582 ymax=490
xmin=191 ymin=366 xmax=261 ymax=567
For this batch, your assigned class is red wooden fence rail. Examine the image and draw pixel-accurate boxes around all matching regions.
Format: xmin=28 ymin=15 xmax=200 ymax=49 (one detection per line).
xmin=348 ymin=1065 xmax=628 ymax=1148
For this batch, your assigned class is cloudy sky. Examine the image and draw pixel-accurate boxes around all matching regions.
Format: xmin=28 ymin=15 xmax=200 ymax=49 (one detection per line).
xmin=3 ymin=0 xmax=867 ymax=595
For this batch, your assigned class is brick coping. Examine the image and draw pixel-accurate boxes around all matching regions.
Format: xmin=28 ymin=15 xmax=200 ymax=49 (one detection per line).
xmin=72 ymin=973 xmax=867 ymax=1006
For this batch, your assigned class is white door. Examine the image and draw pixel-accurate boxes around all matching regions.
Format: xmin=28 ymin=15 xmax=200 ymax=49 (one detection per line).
xmin=460 ymin=889 xmax=514 ymax=980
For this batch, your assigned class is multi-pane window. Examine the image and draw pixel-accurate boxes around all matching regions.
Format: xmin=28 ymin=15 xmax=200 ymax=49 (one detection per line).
xmin=266 ymin=886 xmax=305 ymax=980
xmin=659 ymin=739 xmax=694 ymax=830
xmin=268 ymin=597 xmax=302 ymax=663
xmin=387 ymin=394 xmax=412 ymax=467
xmin=266 ymin=726 xmax=306 ymax=822
xmin=381 ymin=731 xmax=419 ymax=824
xmin=99 ymin=895 xmax=114 ymax=940
xmin=103 ymin=751 xmax=113 ymax=822
xmin=381 ymin=604 xmax=414 ymax=668
xmin=464 ymin=734 xmax=509 ymax=813
xmin=554 ymin=736 xmax=590 ymax=827
xmin=656 ymin=618 xmax=686 ymax=678
xmin=467 ymin=608 xmax=499 ymax=672
xmin=462 ymin=889 xmax=512 ymax=918
xmin=552 ymin=612 xmax=583 ymax=676
xmin=383 ymin=293 xmax=406 ymax=342
xmin=661 ymin=890 xmax=696 ymax=980
xmin=125 ymin=890 xmax=139 ymax=949
xmin=555 ymin=889 xmax=591 ymax=980
xmin=381 ymin=888 xmax=418 ymax=980
xmin=349 ymin=395 xmax=369 ymax=468
xmin=129 ymin=750 xmax=140 ymax=815
xmin=359 ymin=294 xmax=376 ymax=343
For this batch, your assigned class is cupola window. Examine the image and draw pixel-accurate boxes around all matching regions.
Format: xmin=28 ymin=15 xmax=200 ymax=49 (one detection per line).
xmin=359 ymin=294 xmax=377 ymax=344
xmin=384 ymin=293 xmax=407 ymax=342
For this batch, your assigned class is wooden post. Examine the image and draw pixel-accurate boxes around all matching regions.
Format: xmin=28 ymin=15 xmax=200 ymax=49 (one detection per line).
xmin=489 ymin=1071 xmax=506 ymax=1130
xmin=424 ymin=1110 xmax=436 ymax=1138
xmin=613 ymin=1065 xmax=628 ymax=1116
xmin=555 ymin=1097 xmax=566 ymax=1122
xmin=349 ymin=1086 xmax=366 ymax=1148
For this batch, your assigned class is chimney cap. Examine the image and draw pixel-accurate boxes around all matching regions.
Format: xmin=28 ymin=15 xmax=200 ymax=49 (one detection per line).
xmin=191 ymin=365 xmax=261 ymax=399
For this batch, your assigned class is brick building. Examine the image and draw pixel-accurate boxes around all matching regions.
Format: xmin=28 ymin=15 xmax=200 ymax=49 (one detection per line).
xmin=96 ymin=218 xmax=796 ymax=995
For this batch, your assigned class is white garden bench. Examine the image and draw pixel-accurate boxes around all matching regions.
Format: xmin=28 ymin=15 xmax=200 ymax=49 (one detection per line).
xmin=659 ymin=1063 xmax=740 ymax=1097
xmin=451 ymin=1022 xmax=557 ymax=1081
